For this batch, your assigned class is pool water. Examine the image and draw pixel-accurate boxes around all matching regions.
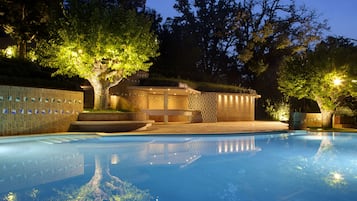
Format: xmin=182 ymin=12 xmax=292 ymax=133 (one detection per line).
xmin=1 ymin=132 xmax=357 ymax=201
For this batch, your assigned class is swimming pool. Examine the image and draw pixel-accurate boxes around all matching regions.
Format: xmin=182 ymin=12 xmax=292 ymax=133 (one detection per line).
xmin=1 ymin=132 xmax=357 ymax=201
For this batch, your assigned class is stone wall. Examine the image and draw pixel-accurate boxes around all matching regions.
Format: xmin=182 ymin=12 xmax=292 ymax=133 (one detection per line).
xmin=0 ymin=85 xmax=83 ymax=135
xmin=189 ymin=93 xmax=218 ymax=122
xmin=291 ymin=112 xmax=322 ymax=129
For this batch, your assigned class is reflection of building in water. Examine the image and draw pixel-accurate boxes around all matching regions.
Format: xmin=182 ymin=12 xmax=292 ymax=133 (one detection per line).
xmin=139 ymin=140 xmax=201 ymax=167
xmin=217 ymin=137 xmax=262 ymax=154
xmin=0 ymin=145 xmax=84 ymax=193
xmin=138 ymin=136 xmax=261 ymax=166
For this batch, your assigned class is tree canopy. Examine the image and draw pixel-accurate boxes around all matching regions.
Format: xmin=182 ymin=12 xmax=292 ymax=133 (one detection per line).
xmin=149 ymin=0 xmax=328 ymax=119
xmin=151 ymin=0 xmax=327 ymax=86
xmin=0 ymin=0 xmax=62 ymax=59
xmin=278 ymin=36 xmax=357 ymax=127
xmin=37 ymin=0 xmax=159 ymax=109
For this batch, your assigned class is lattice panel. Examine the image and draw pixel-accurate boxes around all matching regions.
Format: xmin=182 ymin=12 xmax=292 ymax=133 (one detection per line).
xmin=189 ymin=92 xmax=217 ymax=122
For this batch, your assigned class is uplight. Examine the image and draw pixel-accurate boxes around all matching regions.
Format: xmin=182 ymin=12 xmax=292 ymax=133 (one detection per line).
xmin=333 ymin=77 xmax=342 ymax=86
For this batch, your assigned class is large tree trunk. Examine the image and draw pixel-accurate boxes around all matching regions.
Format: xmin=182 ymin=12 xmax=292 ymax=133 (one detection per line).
xmin=316 ymin=99 xmax=334 ymax=128
xmin=321 ymin=109 xmax=333 ymax=128
xmin=89 ymin=79 xmax=111 ymax=110
xmin=18 ymin=40 xmax=27 ymax=59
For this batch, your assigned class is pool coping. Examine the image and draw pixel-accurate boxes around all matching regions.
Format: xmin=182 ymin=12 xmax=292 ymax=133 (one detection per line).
xmin=1 ymin=121 xmax=356 ymax=138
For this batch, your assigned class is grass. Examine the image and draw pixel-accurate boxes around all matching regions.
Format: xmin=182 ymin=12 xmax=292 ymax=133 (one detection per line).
xmin=83 ymin=109 xmax=126 ymax=113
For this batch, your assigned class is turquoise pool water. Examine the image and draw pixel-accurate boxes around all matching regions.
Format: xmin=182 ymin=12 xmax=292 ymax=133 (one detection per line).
xmin=1 ymin=132 xmax=357 ymax=201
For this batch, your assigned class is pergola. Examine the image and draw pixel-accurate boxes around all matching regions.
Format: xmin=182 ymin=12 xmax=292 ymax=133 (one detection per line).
xmin=128 ymin=85 xmax=200 ymax=123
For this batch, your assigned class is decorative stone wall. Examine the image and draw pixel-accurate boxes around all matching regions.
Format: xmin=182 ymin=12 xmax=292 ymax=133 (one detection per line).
xmin=188 ymin=92 xmax=218 ymax=122
xmin=0 ymin=85 xmax=83 ymax=135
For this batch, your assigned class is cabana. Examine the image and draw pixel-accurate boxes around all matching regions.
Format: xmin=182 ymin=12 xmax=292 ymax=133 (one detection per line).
xmin=111 ymin=83 xmax=260 ymax=123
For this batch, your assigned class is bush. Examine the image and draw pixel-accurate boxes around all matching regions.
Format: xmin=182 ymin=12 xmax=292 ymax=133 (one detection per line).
xmin=264 ymin=98 xmax=290 ymax=121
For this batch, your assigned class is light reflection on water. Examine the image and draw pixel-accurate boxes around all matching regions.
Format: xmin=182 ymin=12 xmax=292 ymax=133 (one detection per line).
xmin=1 ymin=132 xmax=357 ymax=201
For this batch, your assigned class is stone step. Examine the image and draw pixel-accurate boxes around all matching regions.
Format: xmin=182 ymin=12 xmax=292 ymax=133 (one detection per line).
xmin=69 ymin=120 xmax=154 ymax=133
xmin=78 ymin=112 xmax=147 ymax=121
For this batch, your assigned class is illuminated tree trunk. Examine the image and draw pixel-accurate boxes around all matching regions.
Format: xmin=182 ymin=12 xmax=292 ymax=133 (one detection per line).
xmin=89 ymin=79 xmax=111 ymax=110
xmin=321 ymin=109 xmax=333 ymax=128
xmin=316 ymin=99 xmax=334 ymax=128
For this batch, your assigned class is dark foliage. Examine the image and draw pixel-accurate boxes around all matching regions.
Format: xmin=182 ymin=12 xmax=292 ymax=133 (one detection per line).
xmin=0 ymin=57 xmax=82 ymax=90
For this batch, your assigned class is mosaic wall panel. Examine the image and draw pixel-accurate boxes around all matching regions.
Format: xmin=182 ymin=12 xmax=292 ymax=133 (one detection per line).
xmin=0 ymin=85 xmax=83 ymax=135
xmin=189 ymin=92 xmax=218 ymax=122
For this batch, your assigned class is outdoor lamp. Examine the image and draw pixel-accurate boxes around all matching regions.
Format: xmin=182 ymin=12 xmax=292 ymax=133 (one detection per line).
xmin=333 ymin=77 xmax=342 ymax=86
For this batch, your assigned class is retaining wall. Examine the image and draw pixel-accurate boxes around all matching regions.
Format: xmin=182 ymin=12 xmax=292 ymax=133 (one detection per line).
xmin=0 ymin=85 xmax=83 ymax=135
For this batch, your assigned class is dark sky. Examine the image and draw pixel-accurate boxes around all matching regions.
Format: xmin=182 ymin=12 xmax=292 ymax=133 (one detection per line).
xmin=146 ymin=0 xmax=357 ymax=40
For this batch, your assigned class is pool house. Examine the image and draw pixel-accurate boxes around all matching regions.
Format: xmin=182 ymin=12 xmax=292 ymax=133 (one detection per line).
xmin=110 ymin=83 xmax=261 ymax=123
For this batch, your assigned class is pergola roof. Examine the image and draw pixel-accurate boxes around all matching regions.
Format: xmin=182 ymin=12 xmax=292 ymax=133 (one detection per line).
xmin=128 ymin=86 xmax=201 ymax=96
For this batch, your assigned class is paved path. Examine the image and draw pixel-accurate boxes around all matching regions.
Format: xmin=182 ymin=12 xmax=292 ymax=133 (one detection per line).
xmin=113 ymin=121 xmax=289 ymax=135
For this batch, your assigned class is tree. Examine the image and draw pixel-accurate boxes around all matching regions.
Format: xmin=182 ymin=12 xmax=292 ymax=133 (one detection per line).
xmin=153 ymin=0 xmax=326 ymax=85
xmin=0 ymin=0 xmax=62 ymax=59
xmin=152 ymin=0 xmax=240 ymax=83
xmin=154 ymin=0 xmax=326 ymax=119
xmin=236 ymin=0 xmax=327 ymax=75
xmin=37 ymin=1 xmax=159 ymax=110
xmin=278 ymin=37 xmax=357 ymax=128
xmin=235 ymin=0 xmax=328 ymax=118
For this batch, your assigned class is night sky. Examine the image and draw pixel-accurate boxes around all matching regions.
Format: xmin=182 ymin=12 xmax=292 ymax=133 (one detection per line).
xmin=146 ymin=0 xmax=357 ymax=40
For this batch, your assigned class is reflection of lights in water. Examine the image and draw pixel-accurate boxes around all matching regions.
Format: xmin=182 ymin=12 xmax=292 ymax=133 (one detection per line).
xmin=296 ymin=134 xmax=326 ymax=141
xmin=280 ymin=134 xmax=289 ymax=140
xmin=4 ymin=192 xmax=17 ymax=201
xmin=332 ymin=172 xmax=343 ymax=180
xmin=111 ymin=154 xmax=120 ymax=165
xmin=325 ymin=171 xmax=346 ymax=187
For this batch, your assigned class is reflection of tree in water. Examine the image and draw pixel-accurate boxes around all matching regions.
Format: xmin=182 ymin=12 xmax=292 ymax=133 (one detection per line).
xmin=56 ymin=155 xmax=151 ymax=201
xmin=281 ymin=135 xmax=348 ymax=188
xmin=314 ymin=136 xmax=335 ymax=161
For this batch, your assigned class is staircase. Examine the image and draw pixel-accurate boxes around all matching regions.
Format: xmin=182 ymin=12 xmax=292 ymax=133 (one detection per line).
xmin=69 ymin=112 xmax=154 ymax=133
